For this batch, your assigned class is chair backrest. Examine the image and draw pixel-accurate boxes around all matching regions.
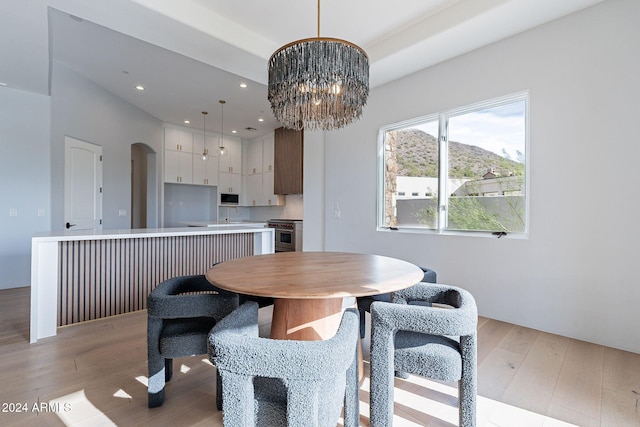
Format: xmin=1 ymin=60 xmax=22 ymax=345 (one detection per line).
xmin=209 ymin=302 xmax=360 ymax=427
xmin=147 ymin=274 xmax=238 ymax=320
xmin=384 ymin=282 xmax=477 ymax=337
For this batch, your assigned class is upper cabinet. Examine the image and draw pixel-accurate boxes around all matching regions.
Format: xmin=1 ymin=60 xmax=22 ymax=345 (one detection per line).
xmin=262 ymin=136 xmax=274 ymax=173
xmin=219 ymin=136 xmax=242 ymax=174
xmin=247 ymin=138 xmax=263 ymax=175
xmin=218 ymin=135 xmax=242 ymax=196
xmin=192 ymin=133 xmax=219 ymax=186
xmin=164 ymin=127 xmax=219 ymax=186
xmin=164 ymin=128 xmax=193 ymax=184
xmin=164 ymin=149 xmax=193 ymax=184
xmin=163 ymin=124 xmax=302 ymax=203
xmin=192 ymin=153 xmax=218 ymax=186
xmin=165 ymin=128 xmax=193 ymax=152
xmin=245 ymin=132 xmax=284 ymax=206
xmin=274 ymin=127 xmax=303 ymax=194
xmin=193 ymin=134 xmax=220 ymax=158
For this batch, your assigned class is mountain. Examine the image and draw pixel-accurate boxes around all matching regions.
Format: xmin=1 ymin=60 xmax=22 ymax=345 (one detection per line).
xmin=393 ymin=128 xmax=523 ymax=179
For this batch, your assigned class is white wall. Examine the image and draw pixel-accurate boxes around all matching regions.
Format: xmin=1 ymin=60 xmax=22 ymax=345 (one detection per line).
xmin=303 ymin=130 xmax=325 ymax=251
xmin=318 ymin=0 xmax=640 ymax=353
xmin=50 ymin=61 xmax=164 ymax=230
xmin=0 ymin=87 xmax=51 ymax=289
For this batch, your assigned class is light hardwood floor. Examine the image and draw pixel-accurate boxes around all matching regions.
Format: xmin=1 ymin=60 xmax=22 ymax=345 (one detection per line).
xmin=1 ymin=286 xmax=639 ymax=426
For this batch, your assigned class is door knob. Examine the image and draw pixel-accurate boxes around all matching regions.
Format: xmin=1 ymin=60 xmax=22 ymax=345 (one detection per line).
xmin=66 ymin=222 xmax=76 ymax=229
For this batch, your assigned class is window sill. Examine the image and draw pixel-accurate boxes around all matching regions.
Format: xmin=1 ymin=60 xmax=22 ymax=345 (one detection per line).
xmin=376 ymin=226 xmax=529 ymax=240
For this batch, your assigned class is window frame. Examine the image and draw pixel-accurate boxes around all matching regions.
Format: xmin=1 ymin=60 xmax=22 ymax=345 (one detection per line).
xmin=377 ymin=91 xmax=530 ymax=238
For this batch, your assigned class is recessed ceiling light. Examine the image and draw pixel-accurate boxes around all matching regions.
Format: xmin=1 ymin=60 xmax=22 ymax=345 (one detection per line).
xmin=239 ymin=83 xmax=247 ymax=88
xmin=258 ymin=118 xmax=264 ymax=122
xmin=184 ymin=120 xmax=190 ymax=124
xmin=232 ymin=130 xmax=237 ymax=134
xmin=135 ymin=85 xmax=144 ymax=91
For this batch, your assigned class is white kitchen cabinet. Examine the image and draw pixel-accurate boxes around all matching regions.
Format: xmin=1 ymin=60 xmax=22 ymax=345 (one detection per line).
xmin=165 ymin=127 xmax=195 ymax=184
xmin=262 ymin=133 xmax=275 ymax=173
xmin=164 ymin=150 xmax=193 ymax=184
xmin=192 ymin=154 xmax=218 ymax=186
xmin=165 ymin=128 xmax=193 ymax=152
xmin=262 ymin=170 xmax=283 ymax=206
xmin=243 ymin=133 xmax=283 ymax=206
xmin=219 ymin=136 xmax=242 ymax=174
xmin=219 ymin=171 xmax=242 ymax=194
xmin=192 ymin=132 xmax=218 ymax=186
xmin=247 ymin=140 xmax=263 ymax=175
xmin=245 ymin=173 xmax=262 ymax=206
xmin=193 ymin=134 xmax=220 ymax=158
xmin=218 ymin=135 xmax=242 ymax=201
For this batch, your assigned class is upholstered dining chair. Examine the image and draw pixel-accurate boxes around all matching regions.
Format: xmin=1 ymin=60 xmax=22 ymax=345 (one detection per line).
xmin=147 ymin=274 xmax=239 ymax=408
xmin=208 ymin=302 xmax=360 ymax=427
xmin=357 ymin=266 xmax=437 ymax=338
xmin=369 ymin=283 xmax=478 ymax=427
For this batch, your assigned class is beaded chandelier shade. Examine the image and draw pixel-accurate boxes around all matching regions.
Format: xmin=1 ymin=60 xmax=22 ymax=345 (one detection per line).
xmin=267 ymin=1 xmax=369 ymax=131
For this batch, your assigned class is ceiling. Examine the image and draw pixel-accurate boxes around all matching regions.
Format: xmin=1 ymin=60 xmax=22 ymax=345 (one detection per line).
xmin=1 ymin=0 xmax=604 ymax=139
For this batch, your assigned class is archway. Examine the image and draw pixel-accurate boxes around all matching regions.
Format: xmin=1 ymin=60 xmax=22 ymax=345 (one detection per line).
xmin=131 ymin=143 xmax=157 ymax=228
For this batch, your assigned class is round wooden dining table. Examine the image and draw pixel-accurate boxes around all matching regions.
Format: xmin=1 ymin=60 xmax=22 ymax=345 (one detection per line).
xmin=205 ymin=251 xmax=424 ymax=341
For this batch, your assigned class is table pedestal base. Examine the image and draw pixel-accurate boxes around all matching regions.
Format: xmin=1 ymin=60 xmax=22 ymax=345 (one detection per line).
xmin=270 ymin=298 xmax=344 ymax=341
xmin=270 ymin=297 xmax=364 ymax=380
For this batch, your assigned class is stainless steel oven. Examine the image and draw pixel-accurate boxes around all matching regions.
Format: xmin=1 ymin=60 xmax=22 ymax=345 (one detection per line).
xmin=267 ymin=219 xmax=303 ymax=252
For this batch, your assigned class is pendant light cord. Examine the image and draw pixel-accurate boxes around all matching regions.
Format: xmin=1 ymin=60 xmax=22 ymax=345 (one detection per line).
xmin=317 ymin=0 xmax=320 ymax=38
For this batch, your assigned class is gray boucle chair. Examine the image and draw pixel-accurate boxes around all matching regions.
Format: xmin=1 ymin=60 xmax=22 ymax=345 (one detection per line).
xmin=357 ymin=266 xmax=437 ymax=338
xmin=369 ymin=283 xmax=478 ymax=427
xmin=208 ymin=302 xmax=360 ymax=427
xmin=147 ymin=274 xmax=239 ymax=408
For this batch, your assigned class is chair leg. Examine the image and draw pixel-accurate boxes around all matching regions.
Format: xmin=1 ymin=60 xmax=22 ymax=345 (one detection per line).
xmin=216 ymin=369 xmax=223 ymax=410
xmin=165 ymin=358 xmax=173 ymax=382
xmin=369 ymin=322 xmax=396 ymax=426
xmin=359 ymin=309 xmax=366 ymax=339
xmin=459 ymin=335 xmax=477 ymax=427
xmin=343 ymin=347 xmax=360 ymax=427
xmin=147 ymin=355 xmax=167 ymax=408
xmin=147 ymin=318 xmax=166 ymax=408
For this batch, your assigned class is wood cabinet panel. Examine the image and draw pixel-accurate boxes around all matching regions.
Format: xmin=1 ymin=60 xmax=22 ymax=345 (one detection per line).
xmin=274 ymin=127 xmax=303 ymax=194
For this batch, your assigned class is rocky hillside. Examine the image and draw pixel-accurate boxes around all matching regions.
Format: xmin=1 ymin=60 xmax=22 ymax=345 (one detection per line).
xmin=393 ymin=128 xmax=523 ymax=178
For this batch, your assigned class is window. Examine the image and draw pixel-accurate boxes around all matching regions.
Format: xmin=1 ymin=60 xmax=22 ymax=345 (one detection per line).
xmin=378 ymin=92 xmax=528 ymax=235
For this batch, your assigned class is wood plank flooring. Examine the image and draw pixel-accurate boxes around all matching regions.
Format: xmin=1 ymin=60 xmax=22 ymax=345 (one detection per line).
xmin=1 ymin=286 xmax=639 ymax=426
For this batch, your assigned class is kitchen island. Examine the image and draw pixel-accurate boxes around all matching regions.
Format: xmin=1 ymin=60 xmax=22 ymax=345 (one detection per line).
xmin=30 ymin=225 xmax=274 ymax=342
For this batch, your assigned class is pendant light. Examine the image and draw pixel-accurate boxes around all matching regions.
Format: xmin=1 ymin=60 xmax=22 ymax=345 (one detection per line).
xmin=218 ymin=100 xmax=228 ymax=157
xmin=267 ymin=0 xmax=369 ymax=131
xmin=201 ymin=111 xmax=208 ymax=160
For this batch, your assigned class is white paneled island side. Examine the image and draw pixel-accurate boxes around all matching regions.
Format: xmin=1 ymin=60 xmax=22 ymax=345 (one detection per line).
xmin=30 ymin=225 xmax=274 ymax=342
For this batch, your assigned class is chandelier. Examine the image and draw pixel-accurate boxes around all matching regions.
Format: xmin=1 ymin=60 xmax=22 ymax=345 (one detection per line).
xmin=267 ymin=0 xmax=369 ymax=131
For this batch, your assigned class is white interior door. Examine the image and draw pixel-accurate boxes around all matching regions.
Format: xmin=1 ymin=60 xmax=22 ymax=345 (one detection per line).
xmin=64 ymin=136 xmax=103 ymax=231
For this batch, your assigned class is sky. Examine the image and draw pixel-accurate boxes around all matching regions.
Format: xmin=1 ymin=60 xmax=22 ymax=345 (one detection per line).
xmin=413 ymin=100 xmax=526 ymax=163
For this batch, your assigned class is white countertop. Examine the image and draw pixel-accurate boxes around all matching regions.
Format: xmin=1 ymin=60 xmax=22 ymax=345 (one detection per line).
xmin=32 ymin=224 xmax=273 ymax=242
xmin=181 ymin=221 xmax=267 ymax=228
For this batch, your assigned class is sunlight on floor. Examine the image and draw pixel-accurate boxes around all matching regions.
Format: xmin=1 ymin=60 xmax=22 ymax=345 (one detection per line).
xmin=358 ymin=367 xmax=580 ymax=427
xmin=51 ymin=389 xmax=116 ymax=426
xmin=135 ymin=375 xmax=148 ymax=387
xmin=113 ymin=389 xmax=132 ymax=399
